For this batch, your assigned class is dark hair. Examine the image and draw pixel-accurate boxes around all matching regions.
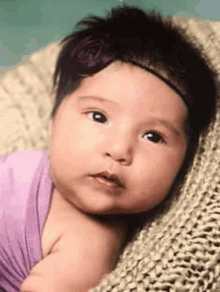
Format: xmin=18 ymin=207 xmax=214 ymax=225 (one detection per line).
xmin=51 ymin=4 xmax=217 ymax=246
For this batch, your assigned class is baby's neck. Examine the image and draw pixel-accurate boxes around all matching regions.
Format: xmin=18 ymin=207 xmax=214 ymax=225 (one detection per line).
xmin=42 ymin=186 xmax=128 ymax=258
xmin=55 ymin=186 xmax=126 ymax=227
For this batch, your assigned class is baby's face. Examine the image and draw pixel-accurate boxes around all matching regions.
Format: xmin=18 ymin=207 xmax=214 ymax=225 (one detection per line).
xmin=49 ymin=62 xmax=188 ymax=215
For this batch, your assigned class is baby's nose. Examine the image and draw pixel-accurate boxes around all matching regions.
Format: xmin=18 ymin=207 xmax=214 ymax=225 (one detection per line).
xmin=105 ymin=132 xmax=133 ymax=165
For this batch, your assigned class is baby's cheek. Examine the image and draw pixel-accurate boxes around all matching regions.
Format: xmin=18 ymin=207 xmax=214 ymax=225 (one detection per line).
xmin=76 ymin=126 xmax=106 ymax=150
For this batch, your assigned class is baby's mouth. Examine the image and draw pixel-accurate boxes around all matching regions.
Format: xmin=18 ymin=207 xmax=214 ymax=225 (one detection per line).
xmin=91 ymin=171 xmax=125 ymax=188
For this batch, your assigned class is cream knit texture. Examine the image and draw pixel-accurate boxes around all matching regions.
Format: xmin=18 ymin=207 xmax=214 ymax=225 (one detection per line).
xmin=0 ymin=17 xmax=220 ymax=292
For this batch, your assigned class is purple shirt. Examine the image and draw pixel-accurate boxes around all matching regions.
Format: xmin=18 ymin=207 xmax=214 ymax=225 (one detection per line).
xmin=0 ymin=150 xmax=53 ymax=291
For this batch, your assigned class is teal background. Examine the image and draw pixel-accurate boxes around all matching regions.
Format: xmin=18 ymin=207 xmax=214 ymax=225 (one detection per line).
xmin=1 ymin=0 xmax=220 ymax=74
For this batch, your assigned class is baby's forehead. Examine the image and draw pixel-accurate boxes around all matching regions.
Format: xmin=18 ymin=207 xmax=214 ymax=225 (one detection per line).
xmin=84 ymin=61 xmax=185 ymax=97
xmin=98 ymin=60 xmax=187 ymax=100
xmin=74 ymin=66 xmax=187 ymax=121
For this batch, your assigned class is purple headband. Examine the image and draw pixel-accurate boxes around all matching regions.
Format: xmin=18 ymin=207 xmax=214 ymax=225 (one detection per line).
xmin=71 ymin=36 xmax=191 ymax=109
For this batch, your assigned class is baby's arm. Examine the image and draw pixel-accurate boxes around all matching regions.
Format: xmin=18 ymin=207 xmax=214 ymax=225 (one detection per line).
xmin=20 ymin=224 xmax=125 ymax=292
xmin=21 ymin=247 xmax=112 ymax=292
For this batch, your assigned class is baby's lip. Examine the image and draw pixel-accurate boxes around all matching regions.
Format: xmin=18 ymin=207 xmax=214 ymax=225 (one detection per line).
xmin=91 ymin=171 xmax=125 ymax=188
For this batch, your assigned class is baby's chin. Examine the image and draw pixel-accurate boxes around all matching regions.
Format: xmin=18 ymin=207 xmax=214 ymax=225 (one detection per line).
xmin=55 ymin=179 xmax=165 ymax=219
xmin=73 ymin=198 xmax=151 ymax=219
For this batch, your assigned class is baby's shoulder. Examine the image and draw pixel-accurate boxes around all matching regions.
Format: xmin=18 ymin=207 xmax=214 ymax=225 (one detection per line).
xmin=0 ymin=150 xmax=46 ymax=183
xmin=0 ymin=149 xmax=45 ymax=164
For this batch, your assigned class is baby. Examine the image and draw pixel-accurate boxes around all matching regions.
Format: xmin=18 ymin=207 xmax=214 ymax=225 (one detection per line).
xmin=0 ymin=4 xmax=217 ymax=292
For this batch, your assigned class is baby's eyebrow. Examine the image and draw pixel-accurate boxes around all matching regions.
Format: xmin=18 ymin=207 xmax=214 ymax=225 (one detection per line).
xmin=78 ymin=95 xmax=118 ymax=106
xmin=155 ymin=119 xmax=181 ymax=137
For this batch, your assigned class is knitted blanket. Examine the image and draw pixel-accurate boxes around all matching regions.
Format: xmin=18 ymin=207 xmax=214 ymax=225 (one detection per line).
xmin=1 ymin=17 xmax=220 ymax=292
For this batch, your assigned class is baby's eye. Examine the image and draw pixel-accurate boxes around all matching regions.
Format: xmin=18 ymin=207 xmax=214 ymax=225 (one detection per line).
xmin=142 ymin=131 xmax=165 ymax=143
xmin=88 ymin=111 xmax=107 ymax=124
